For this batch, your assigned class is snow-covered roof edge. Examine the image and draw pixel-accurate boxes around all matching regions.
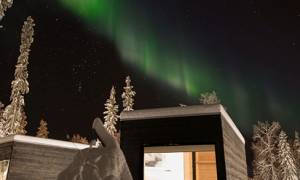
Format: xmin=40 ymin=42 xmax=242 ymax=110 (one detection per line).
xmin=121 ymin=104 xmax=222 ymax=121
xmin=0 ymin=135 xmax=89 ymax=150
xmin=120 ymin=104 xmax=245 ymax=144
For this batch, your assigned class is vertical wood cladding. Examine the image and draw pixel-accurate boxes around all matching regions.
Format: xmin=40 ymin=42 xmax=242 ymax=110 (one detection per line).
xmin=221 ymin=115 xmax=248 ymax=180
xmin=195 ymin=151 xmax=218 ymax=180
xmin=6 ymin=142 xmax=79 ymax=180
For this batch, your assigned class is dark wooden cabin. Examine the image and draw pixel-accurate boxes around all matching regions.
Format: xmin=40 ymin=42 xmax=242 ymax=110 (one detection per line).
xmin=120 ymin=104 xmax=248 ymax=180
xmin=0 ymin=135 xmax=88 ymax=180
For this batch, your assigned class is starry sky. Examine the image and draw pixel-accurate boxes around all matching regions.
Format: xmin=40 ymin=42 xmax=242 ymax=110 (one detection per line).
xmin=0 ymin=0 xmax=299 ymax=141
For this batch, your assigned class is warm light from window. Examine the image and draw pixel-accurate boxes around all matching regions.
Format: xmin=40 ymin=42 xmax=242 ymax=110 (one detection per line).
xmin=144 ymin=145 xmax=217 ymax=180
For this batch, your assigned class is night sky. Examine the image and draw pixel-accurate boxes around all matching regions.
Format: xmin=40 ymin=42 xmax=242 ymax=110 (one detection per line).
xmin=0 ymin=0 xmax=299 ymax=141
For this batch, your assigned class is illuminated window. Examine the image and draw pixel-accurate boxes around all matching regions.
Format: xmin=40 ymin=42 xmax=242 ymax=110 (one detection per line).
xmin=144 ymin=145 xmax=217 ymax=180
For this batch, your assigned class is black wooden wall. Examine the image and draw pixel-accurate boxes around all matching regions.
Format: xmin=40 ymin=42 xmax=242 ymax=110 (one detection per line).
xmin=120 ymin=115 xmax=228 ymax=180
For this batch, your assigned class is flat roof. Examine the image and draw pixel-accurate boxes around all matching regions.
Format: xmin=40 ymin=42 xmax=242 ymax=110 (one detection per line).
xmin=120 ymin=104 xmax=245 ymax=144
xmin=0 ymin=135 xmax=89 ymax=150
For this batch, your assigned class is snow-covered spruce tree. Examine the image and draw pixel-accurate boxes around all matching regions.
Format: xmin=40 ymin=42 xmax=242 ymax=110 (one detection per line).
xmin=252 ymin=121 xmax=281 ymax=180
xmin=293 ymin=131 xmax=300 ymax=178
xmin=103 ymin=86 xmax=119 ymax=136
xmin=121 ymin=76 xmax=136 ymax=111
xmin=71 ymin=134 xmax=88 ymax=144
xmin=18 ymin=110 xmax=27 ymax=135
xmin=0 ymin=101 xmax=5 ymax=137
xmin=1 ymin=16 xmax=34 ymax=137
xmin=277 ymin=130 xmax=298 ymax=180
xmin=0 ymin=0 xmax=13 ymax=20
xmin=199 ymin=90 xmax=220 ymax=105
xmin=36 ymin=118 xmax=49 ymax=138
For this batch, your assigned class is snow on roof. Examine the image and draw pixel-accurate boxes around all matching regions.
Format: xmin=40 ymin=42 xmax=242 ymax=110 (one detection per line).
xmin=120 ymin=104 xmax=245 ymax=144
xmin=0 ymin=135 xmax=89 ymax=150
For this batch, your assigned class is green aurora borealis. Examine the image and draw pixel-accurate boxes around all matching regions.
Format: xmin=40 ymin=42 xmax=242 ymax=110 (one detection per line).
xmin=58 ymin=0 xmax=299 ymax=134
xmin=59 ymin=0 xmax=219 ymax=97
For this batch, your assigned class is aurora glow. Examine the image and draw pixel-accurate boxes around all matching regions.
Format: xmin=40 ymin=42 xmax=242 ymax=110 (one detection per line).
xmin=57 ymin=0 xmax=299 ymax=134
xmin=59 ymin=0 xmax=219 ymax=97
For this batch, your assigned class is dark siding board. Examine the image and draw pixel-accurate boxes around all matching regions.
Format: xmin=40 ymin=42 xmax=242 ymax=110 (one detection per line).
xmin=6 ymin=142 xmax=80 ymax=180
xmin=0 ymin=142 xmax=13 ymax=160
xmin=221 ymin=115 xmax=248 ymax=180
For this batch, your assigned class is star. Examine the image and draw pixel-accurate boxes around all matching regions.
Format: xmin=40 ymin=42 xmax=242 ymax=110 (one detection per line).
xmin=291 ymin=41 xmax=296 ymax=47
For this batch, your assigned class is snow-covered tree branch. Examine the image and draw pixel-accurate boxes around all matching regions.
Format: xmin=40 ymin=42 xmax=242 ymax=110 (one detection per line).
xmin=70 ymin=134 xmax=89 ymax=144
xmin=36 ymin=118 xmax=49 ymax=138
xmin=0 ymin=16 xmax=34 ymax=137
xmin=0 ymin=101 xmax=5 ymax=137
xmin=199 ymin=90 xmax=220 ymax=105
xmin=122 ymin=76 xmax=136 ymax=111
xmin=103 ymin=86 xmax=119 ymax=136
xmin=293 ymin=131 xmax=300 ymax=179
xmin=0 ymin=0 xmax=13 ymax=20
xmin=252 ymin=121 xmax=281 ymax=180
xmin=278 ymin=130 xmax=298 ymax=180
